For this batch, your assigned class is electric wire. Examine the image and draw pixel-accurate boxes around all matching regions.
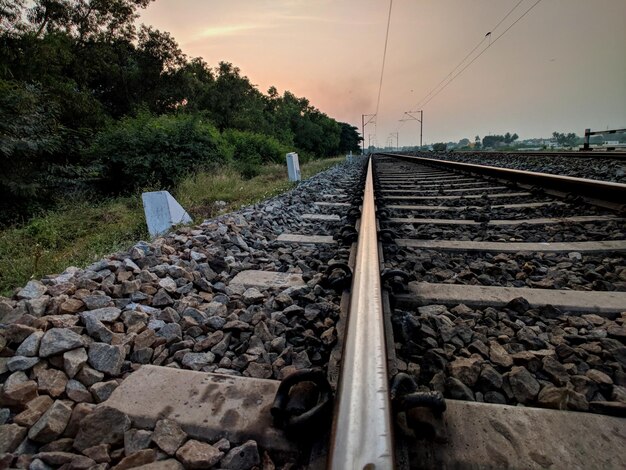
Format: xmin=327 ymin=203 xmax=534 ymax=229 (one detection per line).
xmin=419 ymin=0 xmax=543 ymax=108
xmin=411 ymin=0 xmax=525 ymax=111
xmin=374 ymin=0 xmax=393 ymax=139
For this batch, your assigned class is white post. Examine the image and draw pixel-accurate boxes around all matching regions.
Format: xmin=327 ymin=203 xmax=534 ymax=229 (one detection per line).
xmin=286 ymin=152 xmax=301 ymax=181
xmin=141 ymin=191 xmax=192 ymax=237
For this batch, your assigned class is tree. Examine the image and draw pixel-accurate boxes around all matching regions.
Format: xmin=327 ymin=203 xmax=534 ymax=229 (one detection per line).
xmin=552 ymin=132 xmax=577 ymax=147
xmin=474 ymin=135 xmax=481 ymax=149
xmin=432 ymin=142 xmax=447 ymax=151
xmin=338 ymin=123 xmax=361 ymax=153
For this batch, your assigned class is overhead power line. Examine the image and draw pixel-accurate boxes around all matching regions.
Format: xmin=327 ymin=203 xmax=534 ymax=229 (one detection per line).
xmin=419 ymin=0 xmax=543 ymax=109
xmin=374 ymin=0 xmax=394 ymax=137
xmin=411 ymin=0 xmax=526 ymax=111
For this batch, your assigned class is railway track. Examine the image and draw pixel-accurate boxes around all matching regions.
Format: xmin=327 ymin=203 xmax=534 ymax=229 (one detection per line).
xmin=1 ymin=154 xmax=626 ymax=469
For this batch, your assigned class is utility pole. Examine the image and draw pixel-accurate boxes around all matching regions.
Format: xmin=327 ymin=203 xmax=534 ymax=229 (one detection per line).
xmin=399 ymin=110 xmax=423 ymax=148
xmin=389 ymin=132 xmax=399 ymax=151
xmin=361 ymin=114 xmax=376 ymax=155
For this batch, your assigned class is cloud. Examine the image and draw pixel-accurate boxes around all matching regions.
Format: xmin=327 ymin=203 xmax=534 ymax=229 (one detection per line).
xmin=196 ymin=23 xmax=271 ymax=39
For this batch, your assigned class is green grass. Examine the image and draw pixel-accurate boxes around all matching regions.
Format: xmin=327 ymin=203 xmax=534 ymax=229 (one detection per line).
xmin=0 ymin=157 xmax=343 ymax=296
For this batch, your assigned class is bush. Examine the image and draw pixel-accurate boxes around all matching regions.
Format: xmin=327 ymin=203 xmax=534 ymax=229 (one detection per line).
xmin=88 ymin=112 xmax=227 ymax=192
xmin=432 ymin=142 xmax=447 ymax=152
xmin=222 ymin=129 xmax=290 ymax=179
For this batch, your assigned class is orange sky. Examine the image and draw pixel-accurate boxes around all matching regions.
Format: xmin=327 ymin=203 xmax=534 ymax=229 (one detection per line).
xmin=139 ymin=0 xmax=626 ymax=146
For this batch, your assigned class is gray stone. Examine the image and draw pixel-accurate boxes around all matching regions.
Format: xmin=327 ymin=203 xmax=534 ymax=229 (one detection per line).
xmin=76 ymin=365 xmax=105 ymax=386
xmin=478 ymin=364 xmax=503 ymax=391
xmin=90 ymin=380 xmax=119 ymax=403
xmin=73 ymin=406 xmax=131 ymax=451
xmin=27 ymin=296 xmax=50 ymax=316
xmin=242 ymin=287 xmax=265 ymax=305
xmin=66 ymin=379 xmax=93 ymax=403
xmin=63 ymin=348 xmax=88 ymax=378
xmin=124 ymin=429 xmax=153 ymax=455
xmin=17 ymin=280 xmax=47 ymax=300
xmin=88 ymin=342 xmax=125 ymax=376
xmin=28 ymin=400 xmax=73 ymax=443
xmin=542 ymin=356 xmax=569 ymax=386
xmin=182 ymin=352 xmax=215 ymax=370
xmin=159 ymin=277 xmax=178 ymax=293
xmin=15 ymin=331 xmax=44 ymax=356
xmin=81 ymin=307 xmax=121 ymax=323
xmin=157 ymin=323 xmax=182 ymax=343
xmin=39 ymin=328 xmax=85 ymax=357
xmin=0 ymin=408 xmax=9 ymax=424
xmin=7 ymin=355 xmax=40 ymax=371
xmin=82 ymin=295 xmax=112 ymax=310
xmin=152 ymin=418 xmax=187 ymax=455
xmin=220 ymin=440 xmax=260 ymax=469
xmin=152 ymin=289 xmax=173 ymax=307
xmin=445 ymin=377 xmax=475 ymax=401
xmin=506 ymin=366 xmax=540 ymax=404
xmin=83 ymin=315 xmax=113 ymax=343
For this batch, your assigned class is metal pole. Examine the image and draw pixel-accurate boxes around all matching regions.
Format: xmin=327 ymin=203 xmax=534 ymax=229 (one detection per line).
xmin=362 ymin=114 xmax=365 ymax=155
xmin=420 ymin=110 xmax=423 ymax=149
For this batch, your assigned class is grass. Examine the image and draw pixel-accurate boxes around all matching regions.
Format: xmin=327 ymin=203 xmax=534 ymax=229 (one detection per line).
xmin=0 ymin=157 xmax=343 ymax=296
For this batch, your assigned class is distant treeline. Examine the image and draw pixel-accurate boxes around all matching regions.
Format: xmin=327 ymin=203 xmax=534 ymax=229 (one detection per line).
xmin=0 ymin=0 xmax=361 ymax=224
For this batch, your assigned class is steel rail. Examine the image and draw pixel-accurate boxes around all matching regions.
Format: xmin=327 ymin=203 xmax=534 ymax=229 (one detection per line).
xmin=382 ymin=153 xmax=626 ymax=204
xmin=329 ymin=157 xmax=395 ymax=469
xmin=395 ymin=150 xmax=626 ymax=160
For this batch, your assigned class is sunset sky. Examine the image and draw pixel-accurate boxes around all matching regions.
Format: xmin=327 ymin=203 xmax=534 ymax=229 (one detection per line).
xmin=139 ymin=0 xmax=626 ymax=147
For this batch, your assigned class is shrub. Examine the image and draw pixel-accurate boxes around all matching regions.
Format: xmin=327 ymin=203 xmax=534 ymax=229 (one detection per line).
xmin=88 ymin=112 xmax=227 ymax=192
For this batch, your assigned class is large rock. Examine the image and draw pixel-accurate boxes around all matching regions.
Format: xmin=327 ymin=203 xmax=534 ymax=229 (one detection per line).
xmin=113 ymin=449 xmax=156 ymax=470
xmin=1 ymin=371 xmax=38 ymax=405
xmin=17 ymin=280 xmax=47 ymax=300
xmin=34 ymin=451 xmax=95 ymax=469
xmin=152 ymin=419 xmax=187 ymax=456
xmin=14 ymin=395 xmax=54 ymax=427
xmin=538 ymin=386 xmax=588 ymax=411
xmin=73 ymin=406 xmax=131 ymax=451
xmin=176 ymin=439 xmax=223 ymax=468
xmin=220 ymin=440 xmax=260 ymax=469
xmin=81 ymin=307 xmax=121 ymax=323
xmin=15 ymin=331 xmax=44 ymax=356
xmin=488 ymin=340 xmax=513 ymax=368
xmin=83 ymin=315 xmax=114 ymax=343
xmin=0 ymin=423 xmax=27 ymax=453
xmin=7 ymin=355 xmax=40 ymax=371
xmin=28 ymin=400 xmax=73 ymax=443
xmin=133 ymin=460 xmax=184 ymax=470
xmin=448 ymin=356 xmax=482 ymax=387
xmin=181 ymin=352 xmax=215 ymax=371
xmin=36 ymin=368 xmax=69 ymax=397
xmin=64 ymin=348 xmax=88 ymax=378
xmin=39 ymin=328 xmax=85 ymax=357
xmin=124 ymin=429 xmax=152 ymax=455
xmin=506 ymin=366 xmax=540 ymax=404
xmin=88 ymin=343 xmax=125 ymax=376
